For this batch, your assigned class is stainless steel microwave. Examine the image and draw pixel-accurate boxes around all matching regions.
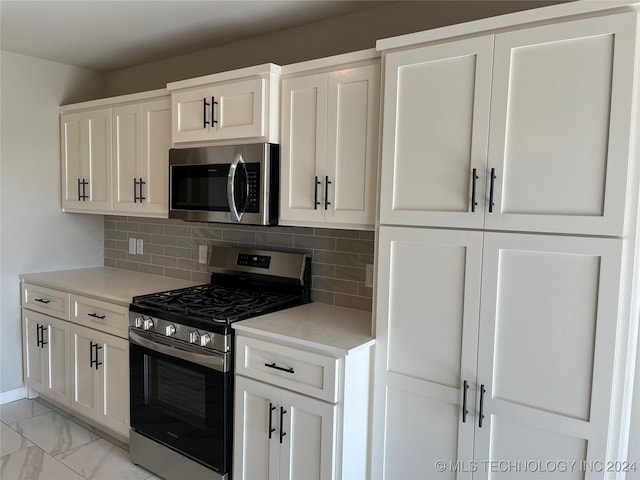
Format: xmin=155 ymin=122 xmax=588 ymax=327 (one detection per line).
xmin=169 ymin=143 xmax=279 ymax=225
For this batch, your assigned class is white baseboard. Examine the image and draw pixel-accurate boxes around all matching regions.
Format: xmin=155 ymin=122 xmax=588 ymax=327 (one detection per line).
xmin=0 ymin=386 xmax=27 ymax=405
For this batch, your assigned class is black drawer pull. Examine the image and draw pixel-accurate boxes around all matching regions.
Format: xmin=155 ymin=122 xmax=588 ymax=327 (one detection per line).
xmin=34 ymin=298 xmax=51 ymax=304
xmin=279 ymin=406 xmax=287 ymax=444
xmin=87 ymin=313 xmax=106 ymax=320
xmin=479 ymin=384 xmax=486 ymax=428
xmin=462 ymin=380 xmax=469 ymax=423
xmin=264 ymin=362 xmax=294 ymax=374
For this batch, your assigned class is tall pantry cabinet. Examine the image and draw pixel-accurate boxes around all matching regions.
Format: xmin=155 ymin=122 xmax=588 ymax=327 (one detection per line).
xmin=372 ymin=7 xmax=640 ymax=479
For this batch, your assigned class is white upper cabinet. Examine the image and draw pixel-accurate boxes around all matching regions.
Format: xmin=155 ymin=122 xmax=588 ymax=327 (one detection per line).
xmin=380 ymin=12 xmax=638 ymax=236
xmin=280 ymin=53 xmax=380 ymax=229
xmin=60 ymin=90 xmax=170 ymax=217
xmin=112 ymin=98 xmax=170 ymax=217
xmin=486 ymin=13 xmax=637 ymax=236
xmin=168 ymin=65 xmax=280 ymax=145
xmin=61 ymin=108 xmax=112 ymax=212
xmin=379 ymin=36 xmax=494 ymax=229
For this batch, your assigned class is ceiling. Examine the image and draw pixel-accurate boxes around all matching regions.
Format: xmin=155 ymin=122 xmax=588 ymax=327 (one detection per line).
xmin=0 ymin=0 xmax=390 ymax=72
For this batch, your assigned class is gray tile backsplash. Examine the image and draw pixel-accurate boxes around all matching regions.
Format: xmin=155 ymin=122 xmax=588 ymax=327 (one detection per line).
xmin=104 ymin=217 xmax=374 ymax=311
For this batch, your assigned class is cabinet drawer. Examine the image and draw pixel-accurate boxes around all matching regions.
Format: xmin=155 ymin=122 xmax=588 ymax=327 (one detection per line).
xmin=236 ymin=335 xmax=338 ymax=403
xmin=71 ymin=295 xmax=128 ymax=338
xmin=22 ymin=283 xmax=70 ymax=320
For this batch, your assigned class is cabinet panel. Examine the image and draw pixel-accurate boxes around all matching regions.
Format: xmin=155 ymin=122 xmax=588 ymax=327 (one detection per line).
xmin=71 ymin=294 xmax=128 ymax=338
xmin=233 ymin=376 xmax=282 ymax=480
xmin=71 ymin=327 xmax=100 ymax=417
xmin=22 ymin=283 xmax=69 ymax=320
xmin=215 ymin=78 xmax=265 ymax=140
xmin=112 ymin=104 xmax=139 ymax=207
xmin=100 ymin=334 xmax=129 ymax=436
xmin=379 ymin=36 xmax=493 ymax=229
xmin=280 ymin=74 xmax=327 ymax=223
xmin=23 ymin=311 xmax=46 ymax=391
xmin=86 ymin=110 xmax=112 ymax=209
xmin=172 ymin=86 xmax=213 ymax=143
xmin=372 ymin=226 xmax=481 ymax=479
xmin=141 ymin=99 xmax=170 ymax=215
xmin=46 ymin=317 xmax=71 ymax=405
xmin=474 ymin=233 xmax=623 ymax=472
xmin=486 ymin=13 xmax=638 ymax=235
xmin=281 ymin=389 xmax=336 ymax=480
xmin=61 ymin=113 xmax=84 ymax=206
xmin=325 ymin=64 xmax=379 ymax=226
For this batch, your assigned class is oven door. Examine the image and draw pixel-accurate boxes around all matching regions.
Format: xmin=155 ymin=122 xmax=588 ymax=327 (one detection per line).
xmin=129 ymin=331 xmax=231 ymax=474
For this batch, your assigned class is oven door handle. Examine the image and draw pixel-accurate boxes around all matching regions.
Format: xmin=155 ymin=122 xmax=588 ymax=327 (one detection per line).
xmin=227 ymin=153 xmax=247 ymax=223
xmin=129 ymin=330 xmax=227 ymax=372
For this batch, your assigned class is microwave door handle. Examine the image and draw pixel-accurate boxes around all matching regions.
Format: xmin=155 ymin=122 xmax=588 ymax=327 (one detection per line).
xmin=227 ymin=153 xmax=246 ymax=222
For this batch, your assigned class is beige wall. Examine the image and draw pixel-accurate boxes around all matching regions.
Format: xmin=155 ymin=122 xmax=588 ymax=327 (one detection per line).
xmin=105 ymin=0 xmax=562 ymax=96
xmin=0 ymin=51 xmax=106 ymax=398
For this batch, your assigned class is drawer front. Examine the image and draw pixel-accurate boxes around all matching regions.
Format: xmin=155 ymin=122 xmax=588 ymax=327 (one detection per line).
xmin=22 ymin=283 xmax=70 ymax=320
xmin=236 ymin=335 xmax=339 ymax=403
xmin=71 ymin=295 xmax=128 ymax=338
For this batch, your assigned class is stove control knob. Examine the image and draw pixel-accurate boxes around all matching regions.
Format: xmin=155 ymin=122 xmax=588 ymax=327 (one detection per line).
xmin=142 ymin=318 xmax=154 ymax=331
xmin=165 ymin=325 xmax=176 ymax=337
xmin=189 ymin=331 xmax=200 ymax=344
xmin=200 ymin=334 xmax=211 ymax=347
xmin=134 ymin=317 xmax=143 ymax=328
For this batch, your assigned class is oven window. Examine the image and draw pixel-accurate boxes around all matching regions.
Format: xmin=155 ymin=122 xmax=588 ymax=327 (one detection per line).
xmin=130 ymin=342 xmax=230 ymax=473
xmin=171 ymin=164 xmax=230 ymax=211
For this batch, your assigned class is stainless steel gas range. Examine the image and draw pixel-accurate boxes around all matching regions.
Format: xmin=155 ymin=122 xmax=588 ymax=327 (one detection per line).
xmin=128 ymin=245 xmax=311 ymax=480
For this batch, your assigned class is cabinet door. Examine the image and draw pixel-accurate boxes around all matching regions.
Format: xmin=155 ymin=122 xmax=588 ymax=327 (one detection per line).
xmin=371 ymin=226 xmax=482 ymax=480
xmin=280 ymin=74 xmax=327 ymax=225
xmin=379 ymin=36 xmax=493 ymax=229
xmin=44 ymin=316 xmax=71 ymax=406
xmin=61 ymin=108 xmax=111 ymax=212
xmin=113 ymin=99 xmax=170 ymax=216
xmin=171 ymin=86 xmax=214 ymax=143
xmin=139 ymin=98 xmax=170 ymax=216
xmin=23 ymin=311 xmax=47 ymax=392
xmin=112 ymin=103 xmax=139 ymax=211
xmin=324 ymin=63 xmax=379 ymax=228
xmin=234 ymin=376 xmax=281 ymax=480
xmin=70 ymin=325 xmax=100 ymax=419
xmin=213 ymin=78 xmax=265 ymax=140
xmin=280 ymin=389 xmax=336 ymax=480
xmin=474 ymin=233 xmax=623 ymax=477
xmin=486 ymin=13 xmax=638 ymax=236
xmin=97 ymin=331 xmax=129 ymax=437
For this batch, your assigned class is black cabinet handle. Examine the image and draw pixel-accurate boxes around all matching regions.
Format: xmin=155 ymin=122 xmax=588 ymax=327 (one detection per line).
xmin=40 ymin=324 xmax=48 ymax=347
xmin=36 ymin=324 xmax=43 ymax=348
xmin=89 ymin=341 xmax=95 ymax=368
xmin=34 ymin=298 xmax=51 ymax=304
xmin=95 ymin=343 xmax=103 ymax=370
xmin=471 ymin=168 xmax=479 ymax=212
xmin=203 ymin=97 xmax=210 ymax=128
xmin=133 ymin=178 xmax=138 ymax=203
xmin=264 ymin=362 xmax=295 ymax=374
xmin=488 ymin=168 xmax=496 ymax=213
xmin=138 ymin=178 xmax=146 ymax=201
xmin=78 ymin=178 xmax=89 ymax=201
xmin=324 ymin=176 xmax=332 ymax=210
xmin=268 ymin=403 xmax=276 ymax=439
xmin=87 ymin=313 xmax=106 ymax=320
xmin=77 ymin=178 xmax=82 ymax=201
xmin=279 ymin=406 xmax=287 ymax=444
xmin=462 ymin=380 xmax=469 ymax=423
xmin=211 ymin=97 xmax=218 ymax=125
xmin=314 ymin=176 xmax=321 ymax=210
xmin=479 ymin=384 xmax=486 ymax=428
xmin=89 ymin=341 xmax=102 ymax=369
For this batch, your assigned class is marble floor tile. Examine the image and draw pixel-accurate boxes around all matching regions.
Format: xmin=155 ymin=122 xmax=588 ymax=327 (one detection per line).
xmin=0 ymin=399 xmax=50 ymax=425
xmin=0 ymin=445 xmax=85 ymax=480
xmin=55 ymin=438 xmax=152 ymax=480
xmin=1 ymin=423 xmax=34 ymax=457
xmin=11 ymin=411 xmax=99 ymax=457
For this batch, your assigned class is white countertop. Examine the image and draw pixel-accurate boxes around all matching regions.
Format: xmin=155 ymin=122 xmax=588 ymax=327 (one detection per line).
xmin=20 ymin=267 xmax=201 ymax=306
xmin=233 ymin=302 xmax=374 ymax=356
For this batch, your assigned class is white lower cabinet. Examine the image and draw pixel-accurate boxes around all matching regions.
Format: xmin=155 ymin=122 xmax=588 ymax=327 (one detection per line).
xmin=234 ymin=376 xmax=336 ymax=480
xmin=234 ymin=333 xmax=370 ymax=480
xmin=70 ymin=323 xmax=130 ymax=438
xmin=22 ymin=310 xmax=71 ymax=407
xmin=372 ymin=226 xmax=624 ymax=479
